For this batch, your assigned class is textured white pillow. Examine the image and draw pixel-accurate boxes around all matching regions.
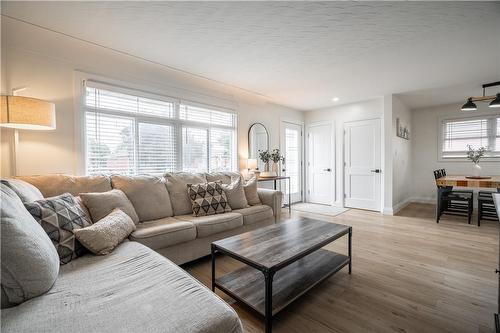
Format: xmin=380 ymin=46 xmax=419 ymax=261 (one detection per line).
xmin=74 ymin=209 xmax=136 ymax=255
xmin=221 ymin=177 xmax=249 ymax=210
xmin=244 ymin=177 xmax=261 ymax=205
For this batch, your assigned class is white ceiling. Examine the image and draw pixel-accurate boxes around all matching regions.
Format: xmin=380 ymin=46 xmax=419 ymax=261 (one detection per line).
xmin=2 ymin=1 xmax=500 ymax=110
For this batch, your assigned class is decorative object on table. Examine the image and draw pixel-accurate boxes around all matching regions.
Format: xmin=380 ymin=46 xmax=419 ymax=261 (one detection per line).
xmin=0 ymin=94 xmax=56 ymax=176
xmin=246 ymin=158 xmax=259 ymax=180
xmin=466 ymin=145 xmax=486 ymax=178
xmin=396 ymin=118 xmax=410 ymax=140
xmin=270 ymin=148 xmax=285 ymax=176
xmin=461 ymin=81 xmax=500 ymax=111
xmin=258 ymin=149 xmax=274 ymax=177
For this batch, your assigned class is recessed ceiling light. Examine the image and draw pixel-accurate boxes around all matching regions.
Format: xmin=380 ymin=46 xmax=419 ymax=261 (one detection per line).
xmin=332 ymin=97 xmax=339 ymax=102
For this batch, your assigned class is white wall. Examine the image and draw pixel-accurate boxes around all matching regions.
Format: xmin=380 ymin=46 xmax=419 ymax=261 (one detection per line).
xmin=411 ymin=102 xmax=500 ymax=203
xmin=304 ymin=98 xmax=385 ymax=208
xmin=0 ymin=17 xmax=303 ymax=177
xmin=391 ymin=95 xmax=412 ymax=212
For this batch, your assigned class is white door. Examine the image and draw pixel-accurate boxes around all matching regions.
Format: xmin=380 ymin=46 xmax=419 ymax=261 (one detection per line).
xmin=344 ymin=119 xmax=381 ymax=211
xmin=307 ymin=123 xmax=334 ymax=205
xmin=281 ymin=121 xmax=303 ymax=204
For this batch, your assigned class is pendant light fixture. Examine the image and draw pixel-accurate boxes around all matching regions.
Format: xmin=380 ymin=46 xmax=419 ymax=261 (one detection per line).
xmin=461 ymin=81 xmax=500 ymax=111
xmin=490 ymin=93 xmax=500 ymax=108
xmin=461 ymin=98 xmax=477 ymax=111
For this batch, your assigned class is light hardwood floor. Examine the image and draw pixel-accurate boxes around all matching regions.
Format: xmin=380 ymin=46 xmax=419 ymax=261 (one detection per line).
xmin=183 ymin=203 xmax=498 ymax=333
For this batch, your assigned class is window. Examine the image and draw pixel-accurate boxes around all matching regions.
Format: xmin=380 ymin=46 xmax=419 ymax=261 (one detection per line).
xmin=83 ymin=81 xmax=237 ymax=175
xmin=440 ymin=115 xmax=500 ymax=159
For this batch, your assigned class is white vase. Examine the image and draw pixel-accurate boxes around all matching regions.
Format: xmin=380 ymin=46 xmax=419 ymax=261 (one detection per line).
xmin=472 ymin=163 xmax=482 ymax=177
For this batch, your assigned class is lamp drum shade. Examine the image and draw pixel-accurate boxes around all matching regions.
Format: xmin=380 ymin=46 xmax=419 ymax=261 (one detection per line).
xmin=247 ymin=158 xmax=258 ymax=170
xmin=1 ymin=96 xmax=56 ymax=130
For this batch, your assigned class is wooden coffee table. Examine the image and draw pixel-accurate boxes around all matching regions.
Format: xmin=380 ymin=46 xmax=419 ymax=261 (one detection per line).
xmin=211 ymin=217 xmax=352 ymax=333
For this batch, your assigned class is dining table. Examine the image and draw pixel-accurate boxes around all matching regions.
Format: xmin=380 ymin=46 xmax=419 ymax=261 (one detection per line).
xmin=435 ymin=175 xmax=500 ymax=192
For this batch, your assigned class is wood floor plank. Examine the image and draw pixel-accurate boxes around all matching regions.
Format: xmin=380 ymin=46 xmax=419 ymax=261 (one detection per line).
xmin=183 ymin=203 xmax=498 ymax=333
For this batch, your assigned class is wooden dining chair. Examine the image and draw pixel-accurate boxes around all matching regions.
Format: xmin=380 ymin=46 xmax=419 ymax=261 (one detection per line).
xmin=434 ymin=169 xmax=473 ymax=224
xmin=478 ymin=191 xmax=499 ymax=226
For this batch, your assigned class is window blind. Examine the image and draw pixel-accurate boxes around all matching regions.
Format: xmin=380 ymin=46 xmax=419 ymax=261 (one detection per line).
xmin=441 ymin=116 xmax=500 ymax=159
xmin=83 ymin=81 xmax=237 ymax=175
xmin=179 ymin=103 xmax=236 ymax=127
xmin=182 ymin=127 xmax=209 ymax=173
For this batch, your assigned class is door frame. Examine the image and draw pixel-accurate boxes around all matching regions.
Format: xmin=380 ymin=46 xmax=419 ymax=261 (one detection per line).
xmin=280 ymin=118 xmax=305 ymax=204
xmin=305 ymin=121 xmax=335 ymax=205
xmin=342 ymin=117 xmax=382 ymax=211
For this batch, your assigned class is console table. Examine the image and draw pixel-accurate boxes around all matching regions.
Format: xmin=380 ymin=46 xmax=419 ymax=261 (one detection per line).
xmin=257 ymin=176 xmax=291 ymax=214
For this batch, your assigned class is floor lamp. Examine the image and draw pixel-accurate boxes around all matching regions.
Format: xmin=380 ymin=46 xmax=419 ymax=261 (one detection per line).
xmin=0 ymin=95 xmax=56 ymax=176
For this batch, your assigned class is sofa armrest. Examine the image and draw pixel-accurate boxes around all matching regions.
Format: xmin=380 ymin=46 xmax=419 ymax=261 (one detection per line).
xmin=257 ymin=188 xmax=283 ymax=222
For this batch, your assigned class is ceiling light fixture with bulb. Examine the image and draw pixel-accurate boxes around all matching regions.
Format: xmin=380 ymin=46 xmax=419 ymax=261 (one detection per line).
xmin=461 ymin=81 xmax=500 ymax=111
xmin=331 ymin=97 xmax=339 ymax=102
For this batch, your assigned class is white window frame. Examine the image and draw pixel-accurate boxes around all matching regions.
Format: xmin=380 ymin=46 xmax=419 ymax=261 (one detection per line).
xmin=75 ymin=74 xmax=238 ymax=175
xmin=437 ymin=111 xmax=500 ymax=162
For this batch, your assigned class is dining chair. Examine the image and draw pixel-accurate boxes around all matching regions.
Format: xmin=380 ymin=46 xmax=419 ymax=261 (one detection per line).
xmin=478 ymin=191 xmax=499 ymax=226
xmin=434 ymin=169 xmax=473 ymax=224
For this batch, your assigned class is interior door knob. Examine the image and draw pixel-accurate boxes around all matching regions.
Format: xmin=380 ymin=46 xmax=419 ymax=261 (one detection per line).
xmin=324 ymin=168 xmax=332 ymax=172
xmin=370 ymin=169 xmax=381 ymax=173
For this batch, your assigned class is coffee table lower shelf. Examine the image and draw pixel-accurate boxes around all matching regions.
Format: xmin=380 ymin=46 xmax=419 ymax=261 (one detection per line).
xmin=215 ymin=249 xmax=349 ymax=317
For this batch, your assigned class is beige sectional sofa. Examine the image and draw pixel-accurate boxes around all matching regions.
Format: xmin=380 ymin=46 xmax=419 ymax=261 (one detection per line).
xmin=17 ymin=171 xmax=282 ymax=264
xmin=1 ymin=171 xmax=282 ymax=333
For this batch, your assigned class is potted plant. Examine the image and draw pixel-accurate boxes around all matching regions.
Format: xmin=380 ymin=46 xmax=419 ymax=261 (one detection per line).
xmin=270 ymin=149 xmax=285 ymax=176
xmin=258 ymin=150 xmax=271 ymax=174
xmin=466 ymin=145 xmax=487 ymax=177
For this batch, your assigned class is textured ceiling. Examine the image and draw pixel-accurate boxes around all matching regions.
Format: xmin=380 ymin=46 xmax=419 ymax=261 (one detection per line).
xmin=2 ymin=1 xmax=500 ymax=110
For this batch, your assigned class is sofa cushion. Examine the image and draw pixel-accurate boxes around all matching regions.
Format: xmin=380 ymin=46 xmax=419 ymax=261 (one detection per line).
xmin=188 ymin=181 xmax=231 ymax=217
xmin=206 ymin=171 xmax=241 ymax=185
xmin=74 ymin=209 xmax=136 ymax=255
xmin=111 ymin=175 xmax=173 ymax=221
xmin=244 ymin=177 xmax=262 ymax=206
xmin=221 ymin=177 xmax=248 ymax=210
xmin=24 ymin=193 xmax=93 ymax=265
xmin=0 ymin=242 xmax=243 ymax=333
xmin=16 ymin=174 xmax=112 ymax=197
xmin=177 ymin=212 xmax=243 ymax=238
xmin=165 ymin=172 xmax=207 ymax=216
xmin=80 ymin=189 xmax=140 ymax=224
xmin=0 ymin=184 xmax=59 ymax=307
xmin=130 ymin=217 xmax=196 ymax=249
xmin=1 ymin=178 xmax=44 ymax=202
xmin=233 ymin=205 xmax=273 ymax=225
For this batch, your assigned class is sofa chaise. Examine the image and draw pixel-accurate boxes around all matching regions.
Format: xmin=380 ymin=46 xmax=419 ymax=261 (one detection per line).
xmin=1 ymin=171 xmax=283 ymax=333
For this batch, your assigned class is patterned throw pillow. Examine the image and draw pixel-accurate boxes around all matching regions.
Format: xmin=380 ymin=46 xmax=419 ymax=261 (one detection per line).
xmin=187 ymin=181 xmax=231 ymax=217
xmin=24 ymin=193 xmax=92 ymax=264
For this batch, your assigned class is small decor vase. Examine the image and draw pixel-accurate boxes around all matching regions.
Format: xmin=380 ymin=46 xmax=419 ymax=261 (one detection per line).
xmin=264 ymin=162 xmax=270 ymax=173
xmin=272 ymin=162 xmax=279 ymax=175
xmin=472 ymin=163 xmax=482 ymax=177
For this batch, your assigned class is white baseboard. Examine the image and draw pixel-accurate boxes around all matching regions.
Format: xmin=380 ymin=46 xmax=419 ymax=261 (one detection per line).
xmin=409 ymin=196 xmax=435 ymax=204
xmin=383 ymin=197 xmax=433 ymax=215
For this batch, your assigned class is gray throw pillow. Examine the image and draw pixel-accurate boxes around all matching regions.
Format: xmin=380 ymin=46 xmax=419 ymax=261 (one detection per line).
xmin=24 ymin=193 xmax=93 ymax=265
xmin=221 ymin=177 xmax=249 ymax=210
xmin=80 ymin=189 xmax=139 ymax=224
xmin=1 ymin=179 xmax=44 ymax=203
xmin=74 ymin=208 xmax=136 ymax=255
xmin=1 ymin=184 xmax=59 ymax=306
xmin=188 ymin=181 xmax=231 ymax=216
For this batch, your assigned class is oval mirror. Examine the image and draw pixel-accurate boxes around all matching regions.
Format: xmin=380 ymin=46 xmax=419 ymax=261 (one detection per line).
xmin=248 ymin=123 xmax=269 ymax=170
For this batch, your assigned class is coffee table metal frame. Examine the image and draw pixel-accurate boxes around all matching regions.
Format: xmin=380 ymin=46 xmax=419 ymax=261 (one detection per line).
xmin=211 ymin=223 xmax=352 ymax=333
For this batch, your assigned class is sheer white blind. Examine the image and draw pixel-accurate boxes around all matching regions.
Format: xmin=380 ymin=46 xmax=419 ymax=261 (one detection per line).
xmin=83 ymin=81 xmax=237 ymax=175
xmin=441 ymin=115 xmax=500 ymax=159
